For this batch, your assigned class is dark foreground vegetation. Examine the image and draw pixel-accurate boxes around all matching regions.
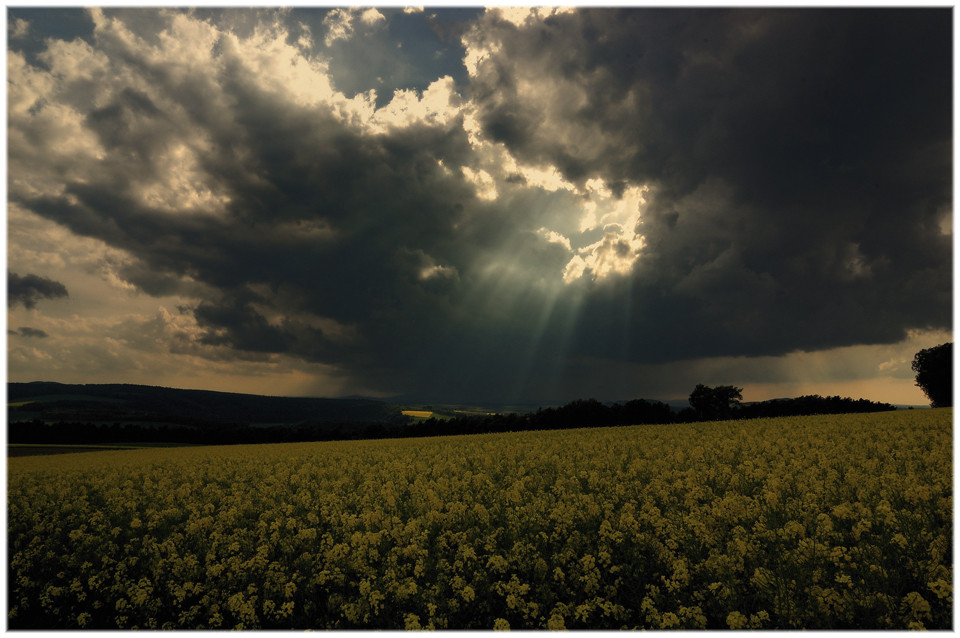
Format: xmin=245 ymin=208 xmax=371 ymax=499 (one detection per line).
xmin=9 ymin=388 xmax=895 ymax=448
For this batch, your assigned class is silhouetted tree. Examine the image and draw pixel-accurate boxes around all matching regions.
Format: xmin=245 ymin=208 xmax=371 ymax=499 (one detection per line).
xmin=912 ymin=342 xmax=952 ymax=407
xmin=689 ymin=384 xmax=743 ymax=420
xmin=617 ymin=399 xmax=674 ymax=425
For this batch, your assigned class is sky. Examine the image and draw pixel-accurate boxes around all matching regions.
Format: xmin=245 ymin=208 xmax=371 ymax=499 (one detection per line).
xmin=5 ymin=7 xmax=953 ymax=406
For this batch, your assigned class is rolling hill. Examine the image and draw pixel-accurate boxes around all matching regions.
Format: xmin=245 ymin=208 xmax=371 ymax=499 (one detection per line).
xmin=7 ymin=382 xmax=407 ymax=427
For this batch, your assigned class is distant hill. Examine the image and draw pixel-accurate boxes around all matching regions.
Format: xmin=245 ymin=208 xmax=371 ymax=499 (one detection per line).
xmin=8 ymin=382 xmax=406 ymax=427
xmin=7 ymin=382 xmax=905 ymax=449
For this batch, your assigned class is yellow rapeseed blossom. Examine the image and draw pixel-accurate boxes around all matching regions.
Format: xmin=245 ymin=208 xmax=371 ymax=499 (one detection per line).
xmin=6 ymin=409 xmax=952 ymax=630
xmin=726 ymin=611 xmax=749 ymax=629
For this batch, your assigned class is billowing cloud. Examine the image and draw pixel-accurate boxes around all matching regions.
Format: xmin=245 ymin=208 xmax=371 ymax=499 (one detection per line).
xmin=322 ymin=7 xmax=385 ymax=47
xmin=464 ymin=8 xmax=952 ymax=364
xmin=8 ymin=273 xmax=69 ymax=309
xmin=6 ymin=8 xmax=952 ymax=404
xmin=9 ymin=17 xmax=30 ymax=39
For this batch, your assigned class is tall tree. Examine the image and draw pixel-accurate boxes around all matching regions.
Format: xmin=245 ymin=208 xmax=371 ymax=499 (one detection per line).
xmin=912 ymin=343 xmax=952 ymax=408
xmin=689 ymin=384 xmax=743 ymax=421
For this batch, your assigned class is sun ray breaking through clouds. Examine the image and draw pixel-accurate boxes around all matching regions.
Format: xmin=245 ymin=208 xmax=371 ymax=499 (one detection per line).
xmin=6 ymin=7 xmax=952 ymax=404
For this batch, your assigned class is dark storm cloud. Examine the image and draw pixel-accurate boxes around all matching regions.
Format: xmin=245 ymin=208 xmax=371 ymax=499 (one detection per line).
xmin=467 ymin=8 xmax=952 ymax=363
xmin=8 ymin=8 xmax=952 ymax=403
xmin=10 ymin=9 xmax=494 ymax=388
xmin=8 ymin=327 xmax=49 ymax=339
xmin=22 ymin=113 xmax=478 ymax=362
xmin=8 ymin=272 xmax=69 ymax=309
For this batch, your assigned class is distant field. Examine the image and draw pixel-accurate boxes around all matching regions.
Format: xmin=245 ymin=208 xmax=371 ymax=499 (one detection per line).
xmin=401 ymin=410 xmax=433 ymax=419
xmin=8 ymin=444 xmax=136 ymax=457
xmin=8 ymin=393 xmax=129 ymax=424
xmin=7 ymin=410 xmax=952 ymax=629
xmin=8 ymin=442 xmax=200 ymax=457
xmin=9 ymin=394 xmax=125 ymax=406
xmin=402 ymin=407 xmax=497 ymax=421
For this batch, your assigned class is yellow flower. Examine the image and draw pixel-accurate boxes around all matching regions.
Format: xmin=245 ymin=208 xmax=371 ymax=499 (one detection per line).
xmin=659 ymin=612 xmax=680 ymax=629
xmin=928 ymin=578 xmax=952 ymax=601
xmin=902 ymin=592 xmax=932 ymax=620
xmin=546 ymin=614 xmax=566 ymax=630
xmin=403 ymin=613 xmax=422 ymax=630
xmin=726 ymin=611 xmax=748 ymax=629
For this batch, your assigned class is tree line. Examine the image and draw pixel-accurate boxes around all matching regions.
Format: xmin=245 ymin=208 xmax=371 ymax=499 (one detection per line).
xmin=11 ymin=341 xmax=950 ymax=448
xmin=9 ymin=391 xmax=896 ymax=447
xmin=402 ymin=392 xmax=896 ymax=440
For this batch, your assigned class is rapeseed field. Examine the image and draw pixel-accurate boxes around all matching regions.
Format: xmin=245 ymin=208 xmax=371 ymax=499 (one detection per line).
xmin=7 ymin=409 xmax=952 ymax=629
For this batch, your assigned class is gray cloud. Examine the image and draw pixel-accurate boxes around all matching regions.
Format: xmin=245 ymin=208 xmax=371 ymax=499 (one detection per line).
xmin=6 ymin=8 xmax=952 ymax=403
xmin=8 ymin=326 xmax=49 ymax=338
xmin=8 ymin=272 xmax=69 ymax=309
xmin=466 ymin=8 xmax=952 ymax=365
xmin=10 ymin=9 xmax=496 ymax=394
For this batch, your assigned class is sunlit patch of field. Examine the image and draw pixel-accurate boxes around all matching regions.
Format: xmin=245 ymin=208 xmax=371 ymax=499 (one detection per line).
xmin=401 ymin=406 xmax=498 ymax=421
xmin=7 ymin=409 xmax=952 ymax=630
xmin=401 ymin=410 xmax=433 ymax=419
